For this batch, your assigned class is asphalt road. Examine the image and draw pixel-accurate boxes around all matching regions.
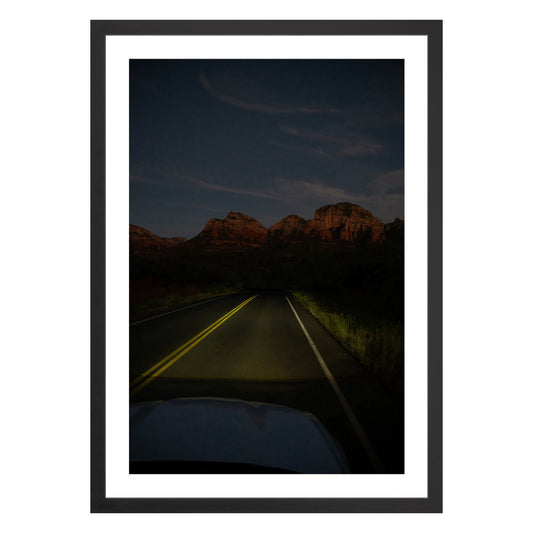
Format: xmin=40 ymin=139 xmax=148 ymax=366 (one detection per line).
xmin=130 ymin=291 xmax=403 ymax=473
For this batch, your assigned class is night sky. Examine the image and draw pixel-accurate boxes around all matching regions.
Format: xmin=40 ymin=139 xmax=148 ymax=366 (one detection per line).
xmin=130 ymin=60 xmax=404 ymax=239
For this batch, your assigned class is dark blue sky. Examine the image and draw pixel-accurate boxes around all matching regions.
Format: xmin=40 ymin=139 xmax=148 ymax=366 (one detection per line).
xmin=130 ymin=59 xmax=404 ymax=238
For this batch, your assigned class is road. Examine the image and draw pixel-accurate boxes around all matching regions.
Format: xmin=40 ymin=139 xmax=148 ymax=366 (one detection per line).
xmin=130 ymin=291 xmax=403 ymax=473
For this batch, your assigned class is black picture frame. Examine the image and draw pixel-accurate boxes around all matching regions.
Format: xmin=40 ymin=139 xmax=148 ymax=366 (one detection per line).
xmin=91 ymin=19 xmax=442 ymax=513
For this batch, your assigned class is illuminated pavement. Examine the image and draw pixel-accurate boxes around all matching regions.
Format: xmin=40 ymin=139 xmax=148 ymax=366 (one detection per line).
xmin=130 ymin=291 xmax=403 ymax=473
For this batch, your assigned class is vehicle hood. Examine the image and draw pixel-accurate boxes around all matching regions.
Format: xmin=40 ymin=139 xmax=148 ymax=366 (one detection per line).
xmin=130 ymin=397 xmax=350 ymax=473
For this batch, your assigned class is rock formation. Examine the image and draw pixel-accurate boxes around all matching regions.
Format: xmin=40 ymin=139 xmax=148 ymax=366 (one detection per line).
xmin=190 ymin=211 xmax=268 ymax=248
xmin=131 ymin=204 xmax=402 ymax=252
xmin=304 ymin=203 xmax=386 ymax=244
xmin=384 ymin=218 xmax=405 ymax=235
xmin=268 ymin=214 xmax=308 ymax=246
xmin=129 ymin=224 xmax=186 ymax=251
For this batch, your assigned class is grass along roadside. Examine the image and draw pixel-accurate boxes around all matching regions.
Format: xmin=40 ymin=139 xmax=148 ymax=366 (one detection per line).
xmin=290 ymin=291 xmax=403 ymax=385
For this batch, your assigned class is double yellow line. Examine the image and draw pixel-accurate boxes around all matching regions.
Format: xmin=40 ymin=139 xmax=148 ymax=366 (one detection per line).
xmin=130 ymin=294 xmax=258 ymax=398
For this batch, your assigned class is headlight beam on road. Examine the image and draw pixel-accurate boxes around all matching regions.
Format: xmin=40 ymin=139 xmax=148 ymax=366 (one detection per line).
xmin=130 ymin=294 xmax=259 ymax=398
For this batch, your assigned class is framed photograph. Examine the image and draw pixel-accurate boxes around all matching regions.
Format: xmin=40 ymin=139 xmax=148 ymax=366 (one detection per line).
xmin=91 ymin=20 xmax=442 ymax=512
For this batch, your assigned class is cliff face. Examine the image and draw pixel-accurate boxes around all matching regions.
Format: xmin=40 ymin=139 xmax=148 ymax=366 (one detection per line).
xmin=384 ymin=218 xmax=405 ymax=235
xmin=384 ymin=218 xmax=405 ymax=248
xmin=191 ymin=211 xmax=268 ymax=248
xmin=304 ymin=203 xmax=386 ymax=244
xmin=130 ymin=224 xmax=187 ymax=251
xmin=268 ymin=214 xmax=308 ymax=246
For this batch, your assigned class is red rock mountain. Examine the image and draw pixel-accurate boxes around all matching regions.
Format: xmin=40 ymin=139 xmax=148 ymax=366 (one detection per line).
xmin=168 ymin=236 xmax=188 ymax=244
xmin=131 ymin=204 xmax=401 ymax=251
xmin=129 ymin=224 xmax=186 ymax=251
xmin=304 ymin=203 xmax=386 ymax=244
xmin=383 ymin=218 xmax=405 ymax=248
xmin=384 ymin=218 xmax=405 ymax=235
xmin=189 ymin=211 xmax=268 ymax=248
xmin=268 ymin=214 xmax=308 ymax=246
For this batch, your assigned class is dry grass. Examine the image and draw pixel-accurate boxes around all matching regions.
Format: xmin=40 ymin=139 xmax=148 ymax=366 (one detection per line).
xmin=290 ymin=291 xmax=403 ymax=378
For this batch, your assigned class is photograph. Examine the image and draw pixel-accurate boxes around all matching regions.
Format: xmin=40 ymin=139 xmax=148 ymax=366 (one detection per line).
xmin=128 ymin=58 xmax=405 ymax=475
xmin=6 ymin=0 xmax=533 ymax=529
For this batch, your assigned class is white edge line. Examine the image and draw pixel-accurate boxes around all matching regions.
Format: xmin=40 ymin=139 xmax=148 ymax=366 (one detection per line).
xmin=284 ymin=294 xmax=386 ymax=474
xmin=130 ymin=294 xmax=228 ymax=326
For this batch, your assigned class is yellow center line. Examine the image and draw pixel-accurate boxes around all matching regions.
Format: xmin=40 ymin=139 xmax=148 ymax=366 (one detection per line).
xmin=130 ymin=294 xmax=258 ymax=398
xmin=130 ymin=294 xmax=256 ymax=388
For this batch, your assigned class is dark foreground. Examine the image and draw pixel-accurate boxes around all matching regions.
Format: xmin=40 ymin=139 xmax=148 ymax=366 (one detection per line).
xmin=130 ymin=291 xmax=403 ymax=473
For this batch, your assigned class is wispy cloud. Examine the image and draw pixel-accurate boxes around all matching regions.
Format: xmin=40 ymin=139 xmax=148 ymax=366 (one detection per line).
xmin=132 ymin=170 xmax=403 ymax=222
xmin=199 ymin=73 xmax=339 ymax=115
xmin=367 ymin=169 xmax=404 ymax=194
xmin=132 ymin=172 xmax=274 ymax=199
xmin=266 ymin=140 xmax=336 ymax=158
xmin=135 ymin=170 xmax=358 ymax=204
xmin=269 ymin=178 xmax=366 ymax=205
xmin=281 ymin=126 xmax=384 ymax=157
xmin=173 ymin=172 xmax=278 ymax=200
xmin=162 ymin=201 xmax=228 ymax=214
xmin=167 ymin=172 xmax=369 ymax=205
xmin=130 ymin=175 xmax=170 ymax=186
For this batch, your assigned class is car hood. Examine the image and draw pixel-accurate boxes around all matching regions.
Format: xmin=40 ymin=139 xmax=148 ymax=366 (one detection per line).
xmin=130 ymin=397 xmax=350 ymax=473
